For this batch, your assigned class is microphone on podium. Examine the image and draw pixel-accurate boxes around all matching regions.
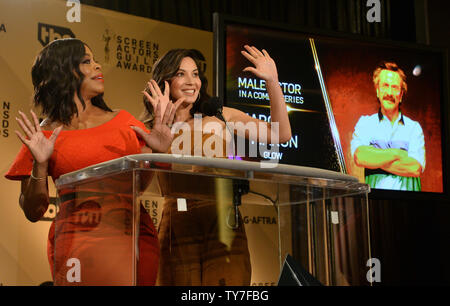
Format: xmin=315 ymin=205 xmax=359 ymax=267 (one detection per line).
xmin=200 ymin=97 xmax=247 ymax=229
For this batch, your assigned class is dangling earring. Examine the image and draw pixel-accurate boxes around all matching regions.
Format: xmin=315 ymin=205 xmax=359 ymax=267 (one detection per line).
xmin=190 ymin=91 xmax=202 ymax=117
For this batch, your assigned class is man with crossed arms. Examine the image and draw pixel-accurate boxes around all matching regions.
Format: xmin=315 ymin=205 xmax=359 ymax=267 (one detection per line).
xmin=351 ymin=61 xmax=426 ymax=191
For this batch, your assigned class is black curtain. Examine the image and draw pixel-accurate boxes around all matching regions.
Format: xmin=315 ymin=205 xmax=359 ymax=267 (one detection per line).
xmin=82 ymin=0 xmax=414 ymax=41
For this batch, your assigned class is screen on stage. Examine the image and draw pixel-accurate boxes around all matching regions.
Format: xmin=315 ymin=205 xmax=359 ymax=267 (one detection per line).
xmin=214 ymin=14 xmax=448 ymax=196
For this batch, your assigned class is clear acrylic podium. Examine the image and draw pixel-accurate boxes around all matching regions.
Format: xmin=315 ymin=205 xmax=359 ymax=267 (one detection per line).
xmin=54 ymin=154 xmax=371 ymax=286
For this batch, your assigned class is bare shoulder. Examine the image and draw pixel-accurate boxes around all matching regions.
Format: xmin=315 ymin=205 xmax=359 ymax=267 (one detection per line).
xmin=40 ymin=109 xmax=121 ymax=131
xmin=96 ymin=108 xmax=120 ymax=117
xmin=201 ymin=115 xmax=225 ymax=128
xmin=222 ymin=106 xmax=244 ymax=120
xmin=107 ymin=109 xmax=122 ymax=119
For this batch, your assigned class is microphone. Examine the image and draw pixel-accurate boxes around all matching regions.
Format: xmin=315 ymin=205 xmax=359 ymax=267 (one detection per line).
xmin=200 ymin=96 xmax=238 ymax=161
xmin=200 ymin=97 xmax=226 ymax=123
xmin=201 ymin=98 xmax=245 ymax=229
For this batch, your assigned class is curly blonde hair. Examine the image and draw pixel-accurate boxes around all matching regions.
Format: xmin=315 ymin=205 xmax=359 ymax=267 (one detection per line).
xmin=373 ymin=61 xmax=407 ymax=95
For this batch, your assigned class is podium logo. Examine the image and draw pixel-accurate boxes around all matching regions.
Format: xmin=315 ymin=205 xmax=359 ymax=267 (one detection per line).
xmin=70 ymin=200 xmax=101 ymax=231
xmin=38 ymin=22 xmax=75 ymax=46
xmin=243 ymin=215 xmax=277 ymax=225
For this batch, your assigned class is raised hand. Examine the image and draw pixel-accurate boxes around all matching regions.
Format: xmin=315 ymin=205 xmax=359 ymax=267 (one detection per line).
xmin=143 ymin=79 xmax=172 ymax=119
xmin=241 ymin=45 xmax=279 ymax=83
xmin=15 ymin=110 xmax=63 ymax=164
xmin=132 ymin=97 xmax=184 ymax=153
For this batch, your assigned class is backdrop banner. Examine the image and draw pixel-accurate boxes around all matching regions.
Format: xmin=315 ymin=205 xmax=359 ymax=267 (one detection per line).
xmin=0 ymin=0 xmax=213 ymax=286
xmin=0 ymin=0 xmax=280 ymax=287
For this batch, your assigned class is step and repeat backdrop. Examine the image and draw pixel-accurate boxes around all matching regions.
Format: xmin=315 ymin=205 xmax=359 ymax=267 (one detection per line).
xmin=0 ymin=0 xmax=281 ymax=286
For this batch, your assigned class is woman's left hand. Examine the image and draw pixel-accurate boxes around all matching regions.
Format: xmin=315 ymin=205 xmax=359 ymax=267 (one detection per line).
xmin=143 ymin=80 xmax=172 ymax=117
xmin=132 ymin=98 xmax=184 ymax=153
xmin=241 ymin=45 xmax=278 ymax=83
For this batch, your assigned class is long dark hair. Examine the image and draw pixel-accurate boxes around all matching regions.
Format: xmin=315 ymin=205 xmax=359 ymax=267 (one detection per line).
xmin=141 ymin=48 xmax=210 ymax=127
xmin=31 ymin=38 xmax=112 ymax=125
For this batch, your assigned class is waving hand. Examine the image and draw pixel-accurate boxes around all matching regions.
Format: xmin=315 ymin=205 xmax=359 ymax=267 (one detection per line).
xmin=241 ymin=45 xmax=279 ymax=82
xmin=15 ymin=110 xmax=63 ymax=164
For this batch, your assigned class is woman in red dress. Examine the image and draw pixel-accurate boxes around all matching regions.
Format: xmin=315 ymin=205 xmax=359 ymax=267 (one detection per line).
xmin=5 ymin=38 xmax=179 ymax=285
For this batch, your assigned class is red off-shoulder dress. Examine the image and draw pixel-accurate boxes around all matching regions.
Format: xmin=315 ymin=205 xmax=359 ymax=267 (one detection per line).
xmin=5 ymin=110 xmax=159 ymax=285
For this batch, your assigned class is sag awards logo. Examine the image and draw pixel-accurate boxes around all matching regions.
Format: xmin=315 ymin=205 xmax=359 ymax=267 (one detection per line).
xmin=102 ymin=29 xmax=116 ymax=64
xmin=38 ymin=22 xmax=75 ymax=46
xmin=105 ymin=29 xmax=160 ymax=74
xmin=0 ymin=23 xmax=6 ymax=33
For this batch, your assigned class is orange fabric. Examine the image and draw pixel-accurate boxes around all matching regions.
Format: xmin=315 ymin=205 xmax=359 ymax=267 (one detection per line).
xmin=49 ymin=195 xmax=159 ymax=286
xmin=4 ymin=110 xmax=159 ymax=285
xmin=5 ymin=110 xmax=148 ymax=181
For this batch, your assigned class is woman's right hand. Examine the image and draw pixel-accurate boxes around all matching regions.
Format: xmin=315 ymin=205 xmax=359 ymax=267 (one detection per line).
xmin=15 ymin=110 xmax=63 ymax=164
